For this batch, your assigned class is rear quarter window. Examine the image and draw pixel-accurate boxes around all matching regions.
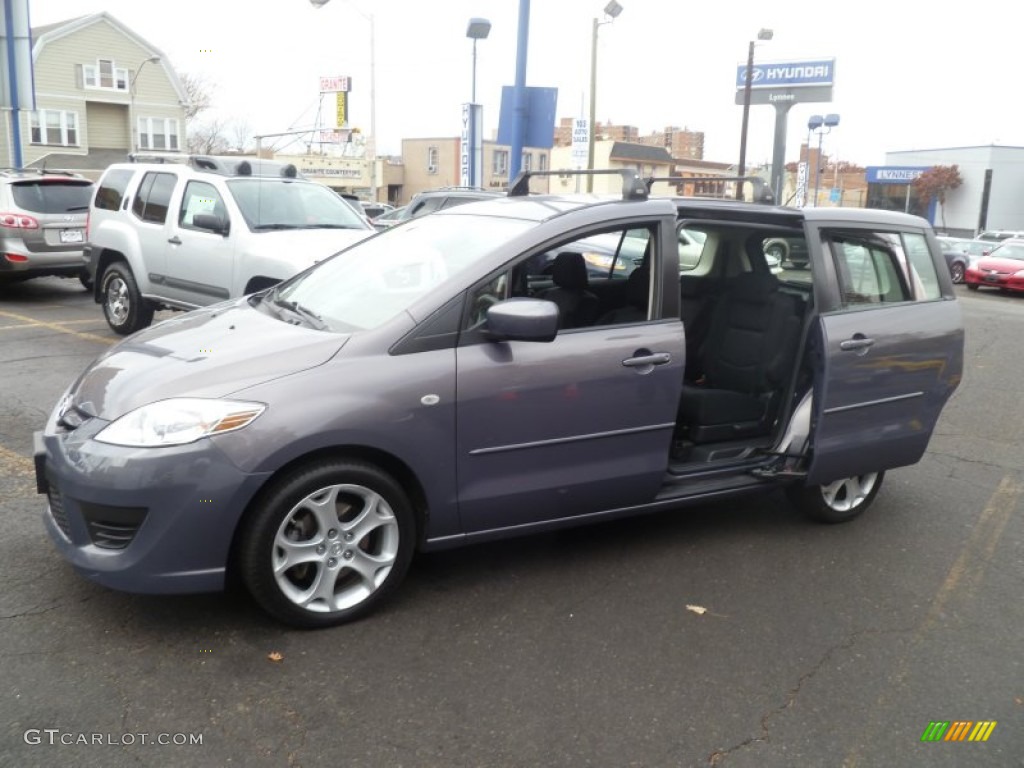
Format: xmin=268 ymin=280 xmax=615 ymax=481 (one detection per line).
xmin=95 ymin=169 xmax=134 ymax=211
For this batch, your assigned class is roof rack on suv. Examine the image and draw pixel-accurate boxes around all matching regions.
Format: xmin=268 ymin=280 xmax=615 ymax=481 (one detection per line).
xmin=127 ymin=154 xmax=300 ymax=179
xmin=508 ymin=169 xmax=648 ymax=200
xmin=0 ymin=167 xmax=84 ymax=178
xmin=645 ymin=175 xmax=776 ymax=205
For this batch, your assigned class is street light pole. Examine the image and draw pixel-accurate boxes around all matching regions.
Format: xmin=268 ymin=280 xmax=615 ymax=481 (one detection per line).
xmin=737 ymin=28 xmax=772 ymax=199
xmin=310 ymin=0 xmax=377 ymax=203
xmin=129 ymin=56 xmax=160 ymax=155
xmin=586 ymin=0 xmax=623 ymax=193
xmin=811 ymin=113 xmax=840 ymax=207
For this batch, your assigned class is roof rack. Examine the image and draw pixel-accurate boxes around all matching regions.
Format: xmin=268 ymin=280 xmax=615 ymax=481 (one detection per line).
xmin=508 ymin=169 xmax=648 ymax=200
xmin=128 ymin=154 xmax=300 ymax=179
xmin=0 ymin=167 xmax=84 ymax=178
xmin=646 ymin=175 xmax=776 ymax=205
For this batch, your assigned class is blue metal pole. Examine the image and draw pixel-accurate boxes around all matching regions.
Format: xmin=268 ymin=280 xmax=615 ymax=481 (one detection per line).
xmin=4 ymin=0 xmax=24 ymax=168
xmin=508 ymin=0 xmax=529 ymax=180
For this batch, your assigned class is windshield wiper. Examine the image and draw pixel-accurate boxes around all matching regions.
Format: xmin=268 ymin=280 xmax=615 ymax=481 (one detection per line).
xmin=297 ymin=223 xmax=361 ymax=230
xmin=272 ymin=298 xmax=329 ymax=330
xmin=252 ymin=223 xmax=300 ymax=231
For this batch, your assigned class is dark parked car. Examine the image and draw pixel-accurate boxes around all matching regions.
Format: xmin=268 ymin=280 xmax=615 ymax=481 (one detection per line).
xmin=35 ymin=172 xmax=964 ymax=628
xmin=964 ymin=238 xmax=1024 ymax=292
xmin=396 ymin=187 xmax=502 ymax=222
xmin=0 ymin=169 xmax=93 ymax=286
xmin=937 ymin=236 xmax=969 ymax=283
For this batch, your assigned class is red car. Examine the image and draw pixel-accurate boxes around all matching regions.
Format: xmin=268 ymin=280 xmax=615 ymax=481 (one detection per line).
xmin=964 ymin=238 xmax=1024 ymax=293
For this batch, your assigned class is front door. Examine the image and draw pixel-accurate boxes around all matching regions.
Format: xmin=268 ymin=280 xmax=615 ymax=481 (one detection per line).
xmin=162 ymin=180 xmax=235 ymax=306
xmin=454 ymin=222 xmax=685 ymax=533
xmin=807 ymin=227 xmax=964 ymax=484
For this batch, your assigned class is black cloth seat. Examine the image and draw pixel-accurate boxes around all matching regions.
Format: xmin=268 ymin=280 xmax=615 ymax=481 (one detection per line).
xmin=539 ymin=252 xmax=600 ymax=329
xmin=679 ymin=274 xmax=718 ymax=380
xmin=678 ymin=271 xmax=801 ymax=443
xmin=597 ymin=267 xmax=648 ymax=324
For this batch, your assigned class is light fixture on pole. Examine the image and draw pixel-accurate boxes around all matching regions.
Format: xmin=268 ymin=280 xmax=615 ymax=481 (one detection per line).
xmin=466 ymin=18 xmax=491 ymax=104
xmin=130 ymin=55 xmax=161 ymax=154
xmin=464 ymin=18 xmax=491 ymax=190
xmin=310 ymin=0 xmax=378 ymax=203
xmin=736 ymin=28 xmax=772 ymax=199
xmin=586 ymin=0 xmax=623 ymax=193
xmin=810 ymin=113 xmax=839 ymax=207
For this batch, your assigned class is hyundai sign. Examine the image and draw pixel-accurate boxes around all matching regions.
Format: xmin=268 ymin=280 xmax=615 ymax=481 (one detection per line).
xmin=735 ymin=59 xmax=835 ymax=90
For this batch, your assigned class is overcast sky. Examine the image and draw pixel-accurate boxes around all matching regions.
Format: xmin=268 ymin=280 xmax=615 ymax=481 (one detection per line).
xmin=31 ymin=0 xmax=1024 ymax=167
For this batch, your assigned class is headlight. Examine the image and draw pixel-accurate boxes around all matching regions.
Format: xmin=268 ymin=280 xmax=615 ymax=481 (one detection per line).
xmin=1015 ymin=270 xmax=1024 ymax=278
xmin=95 ymin=398 xmax=266 ymax=447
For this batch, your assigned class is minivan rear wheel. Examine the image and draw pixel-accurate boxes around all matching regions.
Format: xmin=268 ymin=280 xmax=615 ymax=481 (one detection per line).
xmin=786 ymin=471 xmax=884 ymax=524
xmin=101 ymin=263 xmax=153 ymax=335
xmin=239 ymin=460 xmax=416 ymax=628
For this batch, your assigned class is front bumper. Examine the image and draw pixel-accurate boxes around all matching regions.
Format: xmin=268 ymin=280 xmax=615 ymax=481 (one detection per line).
xmin=34 ymin=415 xmax=272 ymax=595
xmin=965 ymin=269 xmax=1024 ymax=291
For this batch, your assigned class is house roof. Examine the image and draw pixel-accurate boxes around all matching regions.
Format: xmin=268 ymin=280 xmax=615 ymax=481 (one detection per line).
xmin=30 ymin=12 xmax=188 ymax=106
xmin=609 ymin=142 xmax=673 ymax=164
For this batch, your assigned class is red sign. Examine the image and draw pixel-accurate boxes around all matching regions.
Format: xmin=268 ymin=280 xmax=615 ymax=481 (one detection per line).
xmin=319 ymin=75 xmax=351 ymax=93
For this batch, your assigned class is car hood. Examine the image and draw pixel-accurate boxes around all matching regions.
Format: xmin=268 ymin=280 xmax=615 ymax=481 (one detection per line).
xmin=71 ymin=299 xmax=348 ymax=420
xmin=976 ymin=256 xmax=1024 ymax=273
xmin=249 ymin=227 xmax=373 ymax=270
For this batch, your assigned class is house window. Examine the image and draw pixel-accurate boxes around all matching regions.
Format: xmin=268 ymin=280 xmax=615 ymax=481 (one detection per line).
xmin=138 ymin=117 xmax=180 ymax=151
xmin=538 ymin=154 xmax=548 ymax=172
xmin=492 ymin=150 xmax=509 ymax=176
xmin=427 ymin=146 xmax=439 ymax=174
xmin=30 ymin=110 xmax=79 ymax=146
xmin=83 ymin=58 xmax=129 ymax=91
xmin=522 ymin=152 xmax=533 ymax=172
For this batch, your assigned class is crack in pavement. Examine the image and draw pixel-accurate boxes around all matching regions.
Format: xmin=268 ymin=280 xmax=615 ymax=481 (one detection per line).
xmin=705 ymin=625 xmax=916 ymax=766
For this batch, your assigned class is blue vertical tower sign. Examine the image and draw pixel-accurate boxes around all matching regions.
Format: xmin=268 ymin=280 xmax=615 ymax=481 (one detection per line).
xmin=1 ymin=0 xmax=36 ymax=168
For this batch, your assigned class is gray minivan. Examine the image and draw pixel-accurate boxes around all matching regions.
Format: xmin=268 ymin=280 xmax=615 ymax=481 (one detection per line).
xmin=35 ymin=175 xmax=964 ymax=627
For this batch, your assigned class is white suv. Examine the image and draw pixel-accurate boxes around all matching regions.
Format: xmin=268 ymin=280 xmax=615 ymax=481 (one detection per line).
xmin=87 ymin=155 xmax=374 ymax=334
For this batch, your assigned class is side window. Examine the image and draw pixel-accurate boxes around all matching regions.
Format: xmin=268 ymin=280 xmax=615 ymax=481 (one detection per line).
xmin=95 ymin=169 xmax=133 ymax=211
xmin=130 ymin=172 xmax=176 ymax=224
xmin=829 ymin=235 xmax=911 ymax=307
xmin=409 ymin=196 xmax=443 ymax=218
xmin=678 ymin=225 xmax=708 ymax=272
xmin=179 ymin=181 xmax=225 ymax=230
xmin=902 ymin=233 xmax=941 ymax=300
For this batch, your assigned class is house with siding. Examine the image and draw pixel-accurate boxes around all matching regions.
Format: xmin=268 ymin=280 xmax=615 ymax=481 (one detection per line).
xmin=4 ymin=12 xmax=186 ymax=177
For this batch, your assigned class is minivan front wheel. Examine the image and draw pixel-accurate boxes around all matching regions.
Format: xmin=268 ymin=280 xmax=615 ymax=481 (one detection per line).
xmin=239 ymin=460 xmax=416 ymax=628
xmin=101 ymin=263 xmax=153 ymax=335
xmin=787 ymin=471 xmax=884 ymax=524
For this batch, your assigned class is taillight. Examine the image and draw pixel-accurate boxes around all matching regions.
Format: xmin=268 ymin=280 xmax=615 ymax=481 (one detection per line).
xmin=0 ymin=213 xmax=39 ymax=229
xmin=85 ymin=210 xmax=90 ymax=241
xmin=4 ymin=253 xmax=29 ymax=262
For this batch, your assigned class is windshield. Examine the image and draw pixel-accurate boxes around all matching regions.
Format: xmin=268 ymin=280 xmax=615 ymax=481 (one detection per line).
xmin=272 ymin=213 xmax=534 ymax=332
xmin=12 ymin=180 xmax=93 ymax=213
xmin=989 ymin=243 xmax=1024 ymax=262
xmin=227 ymin=179 xmax=369 ymax=232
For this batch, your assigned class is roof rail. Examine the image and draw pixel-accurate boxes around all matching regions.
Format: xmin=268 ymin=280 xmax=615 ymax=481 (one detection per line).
xmin=127 ymin=153 xmax=300 ymax=179
xmin=508 ymin=169 xmax=648 ymax=201
xmin=0 ymin=167 xmax=84 ymax=177
xmin=646 ymin=175 xmax=776 ymax=205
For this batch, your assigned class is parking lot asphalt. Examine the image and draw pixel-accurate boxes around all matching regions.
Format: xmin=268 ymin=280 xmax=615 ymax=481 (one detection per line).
xmin=1 ymin=277 xmax=1021 ymax=767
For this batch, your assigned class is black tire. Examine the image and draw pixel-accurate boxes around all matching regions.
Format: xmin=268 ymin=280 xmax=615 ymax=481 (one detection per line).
xmin=786 ymin=471 xmax=885 ymax=524
xmin=238 ymin=460 xmax=416 ymax=628
xmin=101 ymin=263 xmax=153 ymax=335
xmin=765 ymin=243 xmax=787 ymax=262
xmin=950 ymin=263 xmax=965 ymax=284
xmin=966 ymin=283 xmax=979 ymax=291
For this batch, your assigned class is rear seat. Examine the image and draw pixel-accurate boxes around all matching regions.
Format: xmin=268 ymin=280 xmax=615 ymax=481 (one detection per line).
xmin=679 ymin=274 xmax=718 ymax=381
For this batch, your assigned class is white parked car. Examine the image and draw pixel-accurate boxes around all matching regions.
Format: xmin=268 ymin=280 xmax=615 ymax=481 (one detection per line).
xmin=86 ymin=155 xmax=374 ymax=334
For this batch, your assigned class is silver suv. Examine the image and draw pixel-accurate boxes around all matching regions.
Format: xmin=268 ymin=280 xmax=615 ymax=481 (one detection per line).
xmin=0 ymin=169 xmax=93 ymax=285
xmin=87 ymin=155 xmax=374 ymax=334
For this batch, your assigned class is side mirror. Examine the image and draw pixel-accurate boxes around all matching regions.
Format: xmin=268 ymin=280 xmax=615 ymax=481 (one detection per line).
xmin=485 ymin=298 xmax=559 ymax=342
xmin=193 ymin=213 xmax=229 ymax=236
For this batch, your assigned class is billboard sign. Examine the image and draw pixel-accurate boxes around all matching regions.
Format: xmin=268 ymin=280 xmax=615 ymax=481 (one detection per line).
xmin=735 ymin=59 xmax=835 ymax=90
xmin=319 ymin=75 xmax=351 ymax=93
xmin=570 ymin=118 xmax=589 ymax=167
xmin=336 ymin=92 xmax=348 ymax=129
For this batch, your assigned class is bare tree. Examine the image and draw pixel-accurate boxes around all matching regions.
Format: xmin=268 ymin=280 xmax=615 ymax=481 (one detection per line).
xmin=187 ymin=117 xmax=231 ymax=154
xmin=228 ymin=118 xmax=254 ymax=153
xmin=180 ymin=72 xmax=214 ymax=123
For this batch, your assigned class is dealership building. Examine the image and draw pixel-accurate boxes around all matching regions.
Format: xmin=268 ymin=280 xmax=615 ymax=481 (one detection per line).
xmin=866 ymin=145 xmax=1024 ymax=236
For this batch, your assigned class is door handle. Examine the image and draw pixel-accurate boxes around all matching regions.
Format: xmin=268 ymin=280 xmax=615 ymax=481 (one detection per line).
xmin=839 ymin=336 xmax=875 ymax=351
xmin=168 ymin=236 xmax=182 ymax=245
xmin=622 ymin=352 xmax=671 ymax=368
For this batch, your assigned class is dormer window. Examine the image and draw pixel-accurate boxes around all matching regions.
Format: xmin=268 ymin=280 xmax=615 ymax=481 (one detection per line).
xmin=83 ymin=59 xmax=129 ymax=91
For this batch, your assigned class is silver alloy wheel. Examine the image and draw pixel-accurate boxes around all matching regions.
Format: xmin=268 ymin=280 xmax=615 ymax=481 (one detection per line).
xmin=951 ymin=263 xmax=965 ymax=284
xmin=105 ymin=276 xmax=129 ymax=325
xmin=272 ymin=483 xmax=400 ymax=613
xmin=819 ymin=472 xmax=879 ymax=512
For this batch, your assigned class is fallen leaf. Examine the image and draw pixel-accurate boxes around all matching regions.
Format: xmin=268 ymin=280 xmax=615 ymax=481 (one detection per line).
xmin=1016 ymin=697 xmax=1023 ymax=706
xmin=267 ymin=651 xmax=284 ymax=662
xmin=686 ymin=604 xmax=708 ymax=615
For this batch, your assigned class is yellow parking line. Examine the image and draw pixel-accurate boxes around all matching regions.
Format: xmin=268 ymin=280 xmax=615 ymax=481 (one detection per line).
xmin=0 ymin=318 xmax=101 ymax=331
xmin=0 ymin=444 xmax=36 ymax=503
xmin=0 ymin=309 xmax=114 ymax=345
xmin=843 ymin=475 xmax=1021 ymax=766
